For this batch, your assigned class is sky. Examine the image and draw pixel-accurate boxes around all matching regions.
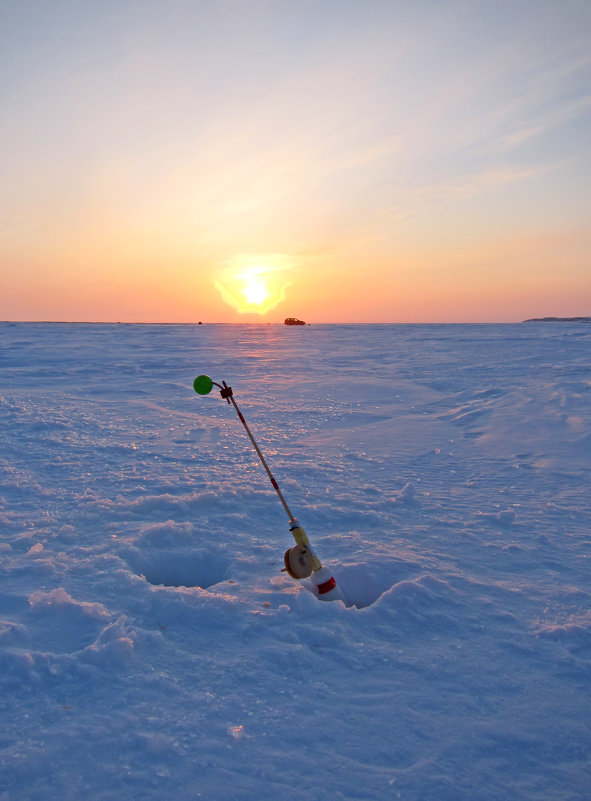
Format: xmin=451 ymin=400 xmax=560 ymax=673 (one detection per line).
xmin=1 ymin=0 xmax=590 ymax=323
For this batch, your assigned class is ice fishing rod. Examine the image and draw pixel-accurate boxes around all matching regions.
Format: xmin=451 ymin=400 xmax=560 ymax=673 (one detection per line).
xmin=193 ymin=375 xmax=341 ymax=601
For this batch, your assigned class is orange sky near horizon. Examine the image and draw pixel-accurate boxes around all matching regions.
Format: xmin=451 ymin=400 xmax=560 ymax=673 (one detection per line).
xmin=1 ymin=1 xmax=590 ymax=324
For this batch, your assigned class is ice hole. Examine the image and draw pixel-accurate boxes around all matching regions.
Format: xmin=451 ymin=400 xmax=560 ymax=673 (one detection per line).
xmin=333 ymin=564 xmax=395 ymax=609
xmin=127 ymin=551 xmax=230 ymax=589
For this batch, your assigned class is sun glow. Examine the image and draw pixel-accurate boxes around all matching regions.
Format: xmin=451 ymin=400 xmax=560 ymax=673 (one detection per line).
xmin=214 ymin=255 xmax=293 ymax=316
xmin=242 ymin=276 xmax=269 ymax=306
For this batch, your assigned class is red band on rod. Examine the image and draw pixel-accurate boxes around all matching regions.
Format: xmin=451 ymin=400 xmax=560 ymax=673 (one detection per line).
xmin=317 ymin=577 xmax=337 ymax=595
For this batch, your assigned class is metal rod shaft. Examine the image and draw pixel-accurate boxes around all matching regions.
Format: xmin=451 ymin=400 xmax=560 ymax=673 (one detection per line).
xmin=209 ymin=379 xmax=337 ymax=590
xmin=227 ymin=394 xmax=296 ymax=522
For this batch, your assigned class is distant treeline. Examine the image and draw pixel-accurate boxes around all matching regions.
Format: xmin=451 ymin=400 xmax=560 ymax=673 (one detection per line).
xmin=523 ymin=317 xmax=591 ymax=323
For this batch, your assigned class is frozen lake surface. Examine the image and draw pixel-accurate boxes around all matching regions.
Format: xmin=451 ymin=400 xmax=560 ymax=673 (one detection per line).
xmin=1 ymin=322 xmax=590 ymax=800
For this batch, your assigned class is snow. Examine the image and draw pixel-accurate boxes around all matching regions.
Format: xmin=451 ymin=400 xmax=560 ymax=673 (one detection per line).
xmin=1 ymin=321 xmax=590 ymax=800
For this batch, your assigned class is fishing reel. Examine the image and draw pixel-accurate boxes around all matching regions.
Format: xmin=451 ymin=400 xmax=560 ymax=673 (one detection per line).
xmin=283 ymin=544 xmax=340 ymax=600
xmin=283 ymin=543 xmax=314 ymax=579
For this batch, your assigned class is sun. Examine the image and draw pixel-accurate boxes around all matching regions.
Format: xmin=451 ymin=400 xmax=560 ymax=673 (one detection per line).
xmin=242 ymin=276 xmax=269 ymax=306
xmin=214 ymin=254 xmax=293 ymax=316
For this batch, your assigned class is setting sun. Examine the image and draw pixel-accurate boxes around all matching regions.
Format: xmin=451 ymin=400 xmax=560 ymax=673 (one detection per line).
xmin=242 ymin=275 xmax=269 ymax=306
xmin=214 ymin=255 xmax=293 ymax=316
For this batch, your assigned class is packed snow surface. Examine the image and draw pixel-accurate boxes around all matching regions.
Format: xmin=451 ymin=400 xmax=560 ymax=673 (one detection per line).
xmin=1 ymin=322 xmax=590 ymax=800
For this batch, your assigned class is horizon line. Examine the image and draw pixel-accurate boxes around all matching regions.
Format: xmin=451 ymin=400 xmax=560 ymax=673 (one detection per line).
xmin=2 ymin=318 xmax=589 ymax=326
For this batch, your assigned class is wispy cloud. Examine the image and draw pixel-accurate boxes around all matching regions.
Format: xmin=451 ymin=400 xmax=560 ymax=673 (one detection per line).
xmin=482 ymin=93 xmax=591 ymax=154
xmin=372 ymin=163 xmax=558 ymax=232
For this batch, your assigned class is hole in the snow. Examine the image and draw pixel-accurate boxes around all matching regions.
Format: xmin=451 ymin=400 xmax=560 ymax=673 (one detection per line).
xmin=126 ymin=550 xmax=230 ymax=589
xmin=332 ymin=564 xmax=396 ymax=609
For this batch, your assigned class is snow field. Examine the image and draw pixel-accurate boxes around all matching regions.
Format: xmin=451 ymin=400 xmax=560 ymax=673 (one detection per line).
xmin=1 ymin=322 xmax=590 ymax=800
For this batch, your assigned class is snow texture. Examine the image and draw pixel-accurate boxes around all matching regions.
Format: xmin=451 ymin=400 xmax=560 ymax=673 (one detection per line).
xmin=1 ymin=321 xmax=590 ymax=800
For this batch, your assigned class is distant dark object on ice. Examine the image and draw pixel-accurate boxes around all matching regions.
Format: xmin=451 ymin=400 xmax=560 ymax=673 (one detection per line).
xmin=284 ymin=317 xmax=306 ymax=326
xmin=523 ymin=316 xmax=591 ymax=323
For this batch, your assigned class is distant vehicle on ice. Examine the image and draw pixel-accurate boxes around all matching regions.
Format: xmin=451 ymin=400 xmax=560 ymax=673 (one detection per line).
xmin=284 ymin=317 xmax=306 ymax=326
